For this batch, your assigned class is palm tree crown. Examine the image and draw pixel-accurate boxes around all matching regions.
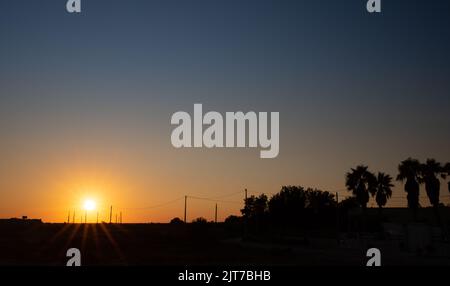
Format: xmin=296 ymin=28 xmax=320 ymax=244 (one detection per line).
xmin=420 ymin=159 xmax=443 ymax=207
xmin=345 ymin=165 xmax=376 ymax=208
xmin=373 ymin=172 xmax=394 ymax=208
xmin=396 ymin=158 xmax=421 ymax=209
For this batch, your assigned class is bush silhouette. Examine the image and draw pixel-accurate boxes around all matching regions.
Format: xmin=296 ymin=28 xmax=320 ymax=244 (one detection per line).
xmin=170 ymin=217 xmax=184 ymax=224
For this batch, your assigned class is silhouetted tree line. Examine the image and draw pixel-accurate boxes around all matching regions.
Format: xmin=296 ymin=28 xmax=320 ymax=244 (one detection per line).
xmin=346 ymin=159 xmax=449 ymax=219
xmin=230 ymin=158 xmax=449 ymax=233
xmin=239 ymin=186 xmax=338 ymax=232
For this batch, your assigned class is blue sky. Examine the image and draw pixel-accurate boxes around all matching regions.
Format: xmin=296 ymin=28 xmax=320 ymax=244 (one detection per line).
xmin=0 ymin=0 xmax=449 ymax=221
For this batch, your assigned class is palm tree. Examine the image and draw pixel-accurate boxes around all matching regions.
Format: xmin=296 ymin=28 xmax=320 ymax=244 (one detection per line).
xmin=345 ymin=165 xmax=376 ymax=209
xmin=445 ymin=162 xmax=450 ymax=193
xmin=345 ymin=165 xmax=376 ymax=232
xmin=421 ymin=159 xmax=448 ymax=233
xmin=372 ymin=172 xmax=394 ymax=210
xmin=420 ymin=159 xmax=444 ymax=208
xmin=396 ymin=158 xmax=421 ymax=220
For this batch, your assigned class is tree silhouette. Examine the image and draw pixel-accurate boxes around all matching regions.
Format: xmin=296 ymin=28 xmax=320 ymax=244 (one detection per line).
xmin=224 ymin=215 xmax=241 ymax=224
xmin=305 ymin=188 xmax=336 ymax=213
xmin=445 ymin=162 xmax=450 ymax=193
xmin=241 ymin=194 xmax=269 ymax=232
xmin=192 ymin=217 xmax=208 ymax=224
xmin=268 ymin=186 xmax=307 ymax=224
xmin=396 ymin=158 xmax=421 ymax=220
xmin=242 ymin=187 xmax=337 ymax=230
xmin=345 ymin=165 xmax=377 ymax=233
xmin=338 ymin=196 xmax=359 ymax=210
xmin=170 ymin=217 xmax=184 ymax=224
xmin=241 ymin=194 xmax=268 ymax=221
xmin=345 ymin=165 xmax=376 ymax=209
xmin=372 ymin=172 xmax=394 ymax=210
xmin=420 ymin=159 xmax=448 ymax=229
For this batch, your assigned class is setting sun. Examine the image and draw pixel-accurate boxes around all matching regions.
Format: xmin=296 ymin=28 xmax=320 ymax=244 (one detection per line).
xmin=83 ymin=199 xmax=96 ymax=211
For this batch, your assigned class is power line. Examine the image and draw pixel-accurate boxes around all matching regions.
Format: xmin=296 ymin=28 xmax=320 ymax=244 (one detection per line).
xmin=187 ymin=195 xmax=241 ymax=204
xmin=95 ymin=188 xmax=450 ymax=223
xmin=208 ymin=190 xmax=245 ymax=200
xmin=114 ymin=197 xmax=184 ymax=210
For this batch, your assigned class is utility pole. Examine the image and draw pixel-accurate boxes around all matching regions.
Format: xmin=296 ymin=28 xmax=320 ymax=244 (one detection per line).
xmin=109 ymin=205 xmax=112 ymax=224
xmin=184 ymin=195 xmax=187 ymax=223
xmin=215 ymin=203 xmax=218 ymax=223
xmin=115 ymin=213 xmax=118 ymax=224
xmin=336 ymin=192 xmax=340 ymax=242
xmin=67 ymin=210 xmax=70 ymax=223
xmin=244 ymin=188 xmax=248 ymax=237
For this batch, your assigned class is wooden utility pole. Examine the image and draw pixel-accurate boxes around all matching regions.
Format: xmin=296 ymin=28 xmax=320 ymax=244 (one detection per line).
xmin=184 ymin=196 xmax=187 ymax=223
xmin=244 ymin=188 xmax=248 ymax=237
xmin=109 ymin=205 xmax=112 ymax=224
xmin=215 ymin=203 xmax=218 ymax=223
xmin=336 ymin=192 xmax=340 ymax=242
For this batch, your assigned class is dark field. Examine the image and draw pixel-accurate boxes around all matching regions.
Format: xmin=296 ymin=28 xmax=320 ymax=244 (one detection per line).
xmin=0 ymin=222 xmax=319 ymax=266
xmin=1 ymin=221 xmax=450 ymax=266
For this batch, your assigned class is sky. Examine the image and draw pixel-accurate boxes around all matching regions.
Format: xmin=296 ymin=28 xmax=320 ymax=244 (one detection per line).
xmin=1 ymin=0 xmax=450 ymax=222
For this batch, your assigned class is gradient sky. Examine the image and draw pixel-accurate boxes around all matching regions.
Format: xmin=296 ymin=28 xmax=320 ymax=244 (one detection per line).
xmin=1 ymin=0 xmax=450 ymax=222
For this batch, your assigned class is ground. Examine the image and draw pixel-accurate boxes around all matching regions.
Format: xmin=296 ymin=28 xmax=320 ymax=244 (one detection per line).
xmin=1 ymin=222 xmax=449 ymax=266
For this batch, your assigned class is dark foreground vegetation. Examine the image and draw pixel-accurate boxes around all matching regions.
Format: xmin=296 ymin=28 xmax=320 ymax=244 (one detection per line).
xmin=1 ymin=158 xmax=449 ymax=266
xmin=1 ymin=207 xmax=450 ymax=266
